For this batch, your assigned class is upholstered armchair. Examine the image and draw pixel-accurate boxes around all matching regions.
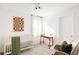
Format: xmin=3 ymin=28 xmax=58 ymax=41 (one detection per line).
xmin=54 ymin=41 xmax=79 ymax=55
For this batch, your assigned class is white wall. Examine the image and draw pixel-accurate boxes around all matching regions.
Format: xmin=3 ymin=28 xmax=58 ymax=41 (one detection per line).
xmin=58 ymin=9 xmax=74 ymax=44
xmin=74 ymin=8 xmax=79 ymax=41
xmin=59 ymin=15 xmax=74 ymax=43
xmin=43 ymin=16 xmax=59 ymax=44
xmin=43 ymin=6 xmax=79 ymax=45
xmin=59 ymin=7 xmax=79 ymax=44
xmin=1 ymin=10 xmax=32 ymax=36
xmin=43 ymin=10 xmax=74 ymax=44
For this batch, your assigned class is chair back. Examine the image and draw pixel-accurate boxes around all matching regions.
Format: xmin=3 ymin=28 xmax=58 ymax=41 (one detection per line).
xmin=71 ymin=43 xmax=79 ymax=55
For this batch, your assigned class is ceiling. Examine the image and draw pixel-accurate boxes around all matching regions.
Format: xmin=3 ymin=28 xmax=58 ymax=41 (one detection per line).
xmin=0 ymin=3 xmax=79 ymax=17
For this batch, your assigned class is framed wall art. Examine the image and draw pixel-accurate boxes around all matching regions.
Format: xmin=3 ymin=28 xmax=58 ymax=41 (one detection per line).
xmin=13 ymin=16 xmax=24 ymax=32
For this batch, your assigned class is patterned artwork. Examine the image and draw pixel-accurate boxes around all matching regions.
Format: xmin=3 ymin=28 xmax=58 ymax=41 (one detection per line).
xmin=13 ymin=16 xmax=24 ymax=31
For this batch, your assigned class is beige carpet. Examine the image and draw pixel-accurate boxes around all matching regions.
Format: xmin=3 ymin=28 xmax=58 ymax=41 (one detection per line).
xmin=20 ymin=44 xmax=56 ymax=55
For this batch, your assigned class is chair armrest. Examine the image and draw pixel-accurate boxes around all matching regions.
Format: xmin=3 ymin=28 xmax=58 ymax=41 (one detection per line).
xmin=54 ymin=51 xmax=69 ymax=55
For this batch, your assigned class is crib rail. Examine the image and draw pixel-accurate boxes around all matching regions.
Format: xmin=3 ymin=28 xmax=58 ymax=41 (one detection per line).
xmin=5 ymin=45 xmax=12 ymax=55
xmin=5 ymin=41 xmax=33 ymax=55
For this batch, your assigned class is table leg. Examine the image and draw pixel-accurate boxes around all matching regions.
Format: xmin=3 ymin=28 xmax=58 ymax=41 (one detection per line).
xmin=40 ymin=36 xmax=41 ymax=44
xmin=52 ymin=37 xmax=53 ymax=45
xmin=49 ymin=38 xmax=50 ymax=49
xmin=43 ymin=37 xmax=44 ymax=44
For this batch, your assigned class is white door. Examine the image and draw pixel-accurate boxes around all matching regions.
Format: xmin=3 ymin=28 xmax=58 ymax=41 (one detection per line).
xmin=59 ymin=16 xmax=73 ymax=43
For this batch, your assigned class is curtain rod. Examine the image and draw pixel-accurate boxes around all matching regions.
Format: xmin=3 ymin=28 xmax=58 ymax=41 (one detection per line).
xmin=31 ymin=14 xmax=43 ymax=18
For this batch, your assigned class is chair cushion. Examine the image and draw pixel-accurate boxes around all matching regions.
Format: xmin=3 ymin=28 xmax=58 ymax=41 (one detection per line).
xmin=61 ymin=41 xmax=68 ymax=51
xmin=54 ymin=45 xmax=62 ymax=51
xmin=62 ymin=44 xmax=72 ymax=54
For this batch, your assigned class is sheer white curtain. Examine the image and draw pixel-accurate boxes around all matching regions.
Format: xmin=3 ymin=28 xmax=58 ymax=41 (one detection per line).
xmin=32 ymin=16 xmax=42 ymax=44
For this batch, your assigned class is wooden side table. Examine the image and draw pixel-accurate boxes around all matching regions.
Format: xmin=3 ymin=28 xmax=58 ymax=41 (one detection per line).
xmin=40 ymin=35 xmax=53 ymax=49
